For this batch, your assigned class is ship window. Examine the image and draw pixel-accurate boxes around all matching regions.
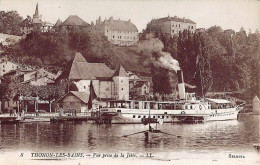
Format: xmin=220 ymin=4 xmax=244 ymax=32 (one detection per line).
xmin=143 ymin=116 xmax=146 ymax=118
xmin=138 ymin=115 xmax=141 ymax=118
xmin=117 ymin=110 xmax=121 ymax=113
xmin=153 ymin=116 xmax=155 ymax=118
xmin=133 ymin=115 xmax=135 ymax=118
xmin=185 ymin=105 xmax=188 ymax=109
xmin=162 ymin=116 xmax=164 ymax=119
xmin=158 ymin=116 xmax=160 ymax=118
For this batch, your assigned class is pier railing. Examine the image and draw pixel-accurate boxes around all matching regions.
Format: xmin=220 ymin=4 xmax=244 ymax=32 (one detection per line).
xmin=24 ymin=112 xmax=91 ymax=117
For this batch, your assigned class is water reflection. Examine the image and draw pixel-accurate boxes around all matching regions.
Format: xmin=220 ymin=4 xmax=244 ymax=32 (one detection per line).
xmin=0 ymin=114 xmax=259 ymax=155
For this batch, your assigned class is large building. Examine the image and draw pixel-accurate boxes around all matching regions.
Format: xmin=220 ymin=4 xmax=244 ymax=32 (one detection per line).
xmin=146 ymin=15 xmax=196 ymax=36
xmin=19 ymin=3 xmax=53 ymax=35
xmin=93 ymin=17 xmax=139 ymax=46
xmin=53 ymin=15 xmax=90 ymax=33
xmin=68 ymin=52 xmax=129 ymax=100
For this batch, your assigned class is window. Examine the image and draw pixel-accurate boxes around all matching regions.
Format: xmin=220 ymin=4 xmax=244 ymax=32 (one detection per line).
xmin=143 ymin=116 xmax=146 ymax=118
xmin=3 ymin=70 xmax=5 ymax=72
xmin=133 ymin=115 xmax=136 ymax=118
xmin=3 ymin=65 xmax=4 ymax=68
xmin=179 ymin=24 xmax=180 ymax=27
xmin=84 ymin=86 xmax=86 ymax=89
xmin=191 ymin=26 xmax=193 ymax=29
xmin=106 ymin=87 xmax=109 ymax=91
xmin=153 ymin=116 xmax=155 ymax=118
xmin=113 ymin=36 xmax=114 ymax=38
xmin=172 ymin=30 xmax=174 ymax=33
xmin=121 ymin=88 xmax=123 ymax=90
xmin=138 ymin=115 xmax=141 ymax=118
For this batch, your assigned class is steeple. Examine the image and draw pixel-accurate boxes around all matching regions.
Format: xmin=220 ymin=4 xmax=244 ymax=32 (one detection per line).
xmin=34 ymin=3 xmax=39 ymax=18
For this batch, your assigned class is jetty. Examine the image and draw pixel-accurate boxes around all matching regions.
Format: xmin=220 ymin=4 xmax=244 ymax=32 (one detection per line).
xmin=0 ymin=116 xmax=21 ymax=124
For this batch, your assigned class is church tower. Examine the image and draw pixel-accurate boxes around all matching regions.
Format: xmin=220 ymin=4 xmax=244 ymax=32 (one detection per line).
xmin=32 ymin=3 xmax=42 ymax=24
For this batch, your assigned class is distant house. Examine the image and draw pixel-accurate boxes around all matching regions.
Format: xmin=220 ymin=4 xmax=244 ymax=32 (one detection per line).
xmin=54 ymin=15 xmax=90 ymax=33
xmin=57 ymin=91 xmax=89 ymax=113
xmin=20 ymin=68 xmax=59 ymax=86
xmin=0 ymin=57 xmax=20 ymax=76
xmin=147 ymin=15 xmax=196 ymax=36
xmin=68 ymin=52 xmax=129 ymax=100
xmin=132 ymin=82 xmax=150 ymax=96
xmin=128 ymin=71 xmax=152 ymax=97
xmin=0 ymin=33 xmax=22 ymax=46
xmin=93 ymin=16 xmax=139 ymax=46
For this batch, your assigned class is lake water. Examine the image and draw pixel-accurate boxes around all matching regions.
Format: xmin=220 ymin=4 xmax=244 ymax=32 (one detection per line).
xmin=0 ymin=114 xmax=259 ymax=164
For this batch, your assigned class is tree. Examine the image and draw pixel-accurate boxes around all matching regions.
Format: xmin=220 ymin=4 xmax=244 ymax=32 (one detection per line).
xmin=0 ymin=11 xmax=23 ymax=35
xmin=193 ymin=32 xmax=213 ymax=96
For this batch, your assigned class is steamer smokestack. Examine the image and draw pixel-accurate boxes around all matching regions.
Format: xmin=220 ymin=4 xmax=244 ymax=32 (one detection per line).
xmin=177 ymin=70 xmax=186 ymax=100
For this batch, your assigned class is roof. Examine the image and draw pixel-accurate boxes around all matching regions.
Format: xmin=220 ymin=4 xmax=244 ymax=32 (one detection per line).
xmin=134 ymin=81 xmax=148 ymax=88
xmin=112 ymin=65 xmax=128 ymax=77
xmin=73 ymin=52 xmax=87 ymax=62
xmin=206 ymin=98 xmax=231 ymax=104
xmin=58 ymin=91 xmax=90 ymax=104
xmin=185 ymin=83 xmax=197 ymax=89
xmin=69 ymin=53 xmax=114 ymax=80
xmin=54 ymin=19 xmax=63 ymax=27
xmin=104 ymin=19 xmax=138 ymax=32
xmin=62 ymin=15 xmax=89 ymax=26
xmin=71 ymin=91 xmax=90 ymax=103
xmin=152 ymin=16 xmax=196 ymax=24
xmin=253 ymin=96 xmax=259 ymax=101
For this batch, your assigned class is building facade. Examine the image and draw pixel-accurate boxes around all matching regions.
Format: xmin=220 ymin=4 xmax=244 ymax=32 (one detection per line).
xmin=0 ymin=58 xmax=20 ymax=76
xmin=93 ymin=17 xmax=139 ymax=46
xmin=147 ymin=16 xmax=196 ymax=36
xmin=69 ymin=52 xmax=129 ymax=100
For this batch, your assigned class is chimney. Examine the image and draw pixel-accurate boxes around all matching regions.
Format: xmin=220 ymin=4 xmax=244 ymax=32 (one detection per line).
xmin=177 ymin=70 xmax=186 ymax=100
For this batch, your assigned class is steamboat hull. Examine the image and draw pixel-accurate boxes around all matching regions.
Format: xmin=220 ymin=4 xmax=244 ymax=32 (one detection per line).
xmin=99 ymin=108 xmax=241 ymax=124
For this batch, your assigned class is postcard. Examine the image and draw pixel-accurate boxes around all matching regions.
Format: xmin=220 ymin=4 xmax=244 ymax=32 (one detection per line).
xmin=0 ymin=0 xmax=259 ymax=165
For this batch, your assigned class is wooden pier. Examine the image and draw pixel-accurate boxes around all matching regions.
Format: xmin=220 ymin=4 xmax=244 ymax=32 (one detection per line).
xmin=0 ymin=116 xmax=20 ymax=124
xmin=50 ymin=116 xmax=98 ymax=122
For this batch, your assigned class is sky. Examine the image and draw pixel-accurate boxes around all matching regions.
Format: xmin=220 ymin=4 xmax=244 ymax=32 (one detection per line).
xmin=1 ymin=0 xmax=260 ymax=32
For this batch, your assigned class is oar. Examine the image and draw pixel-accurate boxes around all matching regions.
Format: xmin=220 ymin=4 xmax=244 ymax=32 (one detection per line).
xmin=158 ymin=131 xmax=176 ymax=136
xmin=122 ymin=130 xmax=148 ymax=137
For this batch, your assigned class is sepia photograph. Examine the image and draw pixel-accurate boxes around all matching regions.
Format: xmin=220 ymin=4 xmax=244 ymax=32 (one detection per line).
xmin=0 ymin=0 xmax=259 ymax=164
